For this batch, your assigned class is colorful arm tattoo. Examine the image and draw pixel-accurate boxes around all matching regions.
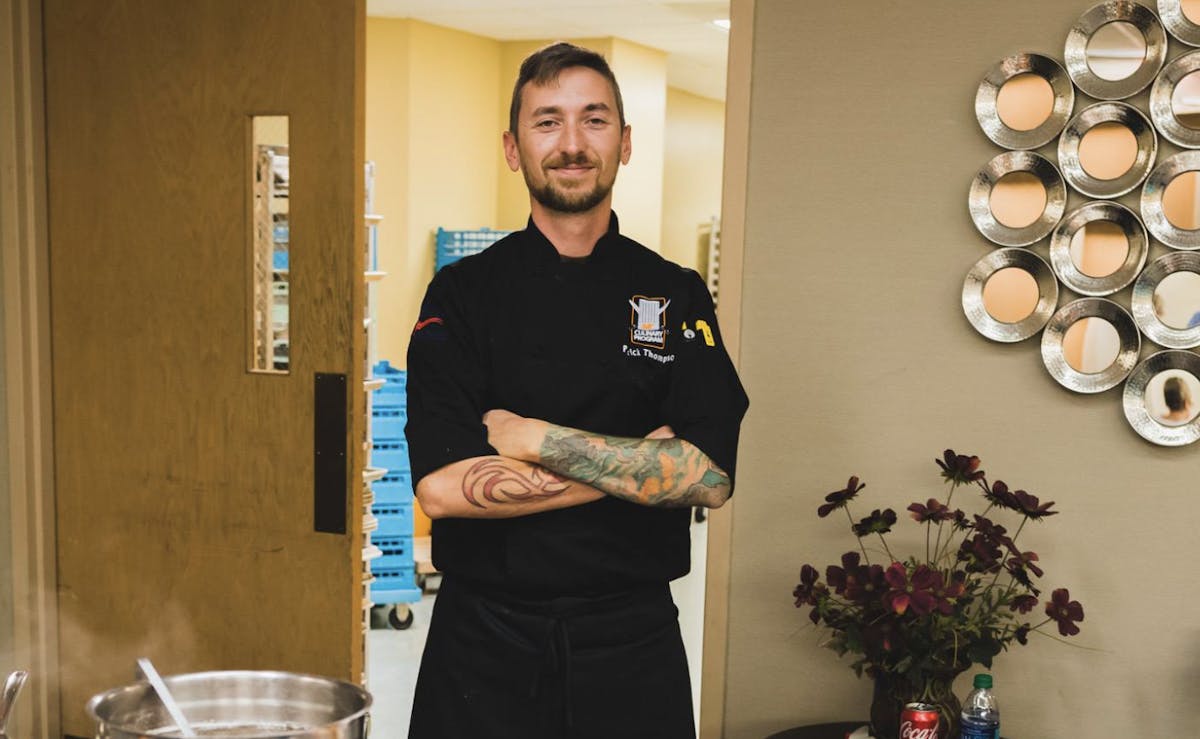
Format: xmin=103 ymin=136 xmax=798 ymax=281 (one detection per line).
xmin=461 ymin=456 xmax=573 ymax=509
xmin=537 ymin=427 xmax=730 ymax=507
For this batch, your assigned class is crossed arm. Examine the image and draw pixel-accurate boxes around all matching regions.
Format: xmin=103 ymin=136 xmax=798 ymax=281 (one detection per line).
xmin=413 ymin=410 xmax=732 ymax=519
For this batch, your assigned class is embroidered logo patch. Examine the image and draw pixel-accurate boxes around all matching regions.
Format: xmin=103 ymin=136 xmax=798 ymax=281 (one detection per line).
xmin=629 ymin=296 xmax=670 ymax=348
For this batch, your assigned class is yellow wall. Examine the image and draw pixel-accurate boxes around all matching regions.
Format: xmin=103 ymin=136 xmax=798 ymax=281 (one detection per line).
xmin=365 ymin=17 xmax=412 ymax=367
xmin=724 ymin=1 xmax=1195 ymax=737
xmin=662 ymin=87 xmax=725 ymax=271
xmin=607 ymin=39 xmax=667 ymax=249
xmin=367 ymin=19 xmax=500 ymax=368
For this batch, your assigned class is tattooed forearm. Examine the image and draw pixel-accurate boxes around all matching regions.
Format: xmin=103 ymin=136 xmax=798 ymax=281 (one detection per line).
xmin=461 ymin=456 xmax=572 ymax=508
xmin=537 ymin=428 xmax=731 ymax=508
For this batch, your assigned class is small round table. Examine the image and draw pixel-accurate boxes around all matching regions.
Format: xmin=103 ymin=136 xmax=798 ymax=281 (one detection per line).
xmin=764 ymin=722 xmax=863 ymax=739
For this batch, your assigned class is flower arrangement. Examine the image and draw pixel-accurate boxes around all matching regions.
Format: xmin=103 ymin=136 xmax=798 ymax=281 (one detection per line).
xmin=792 ymin=450 xmax=1084 ymax=737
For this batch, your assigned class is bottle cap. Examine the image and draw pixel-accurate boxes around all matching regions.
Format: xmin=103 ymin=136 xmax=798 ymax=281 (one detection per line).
xmin=973 ymin=673 xmax=993 ymax=689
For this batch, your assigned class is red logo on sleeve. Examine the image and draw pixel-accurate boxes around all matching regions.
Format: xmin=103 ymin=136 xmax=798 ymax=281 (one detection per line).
xmin=413 ymin=317 xmax=444 ymax=332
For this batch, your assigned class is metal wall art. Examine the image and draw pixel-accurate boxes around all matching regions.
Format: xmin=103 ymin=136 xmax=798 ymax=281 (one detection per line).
xmin=965 ymin=0 xmax=1200 ymax=446
xmin=1058 ymin=102 xmax=1158 ymax=196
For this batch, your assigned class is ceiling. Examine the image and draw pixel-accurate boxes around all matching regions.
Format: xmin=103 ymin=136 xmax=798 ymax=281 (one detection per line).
xmin=366 ymin=0 xmax=731 ymax=101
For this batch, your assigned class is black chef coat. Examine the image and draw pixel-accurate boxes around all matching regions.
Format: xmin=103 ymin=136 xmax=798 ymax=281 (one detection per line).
xmin=405 ymin=212 xmax=749 ymax=598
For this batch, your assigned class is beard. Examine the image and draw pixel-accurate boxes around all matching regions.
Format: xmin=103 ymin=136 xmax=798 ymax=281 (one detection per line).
xmin=524 ymin=152 xmax=615 ymax=214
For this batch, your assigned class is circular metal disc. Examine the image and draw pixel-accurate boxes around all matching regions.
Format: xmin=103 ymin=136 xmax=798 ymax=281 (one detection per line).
xmin=1065 ymin=1 xmax=1168 ymax=100
xmin=1141 ymin=150 xmax=1200 ymax=249
xmin=969 ymin=151 xmax=1067 ymax=247
xmin=1123 ymin=349 xmax=1200 ymax=445
xmin=963 ymin=248 xmax=1059 ymax=342
xmin=1050 ymin=201 xmax=1149 ymax=296
xmin=1058 ymin=102 xmax=1157 ymax=196
xmin=976 ymin=53 xmax=1075 ymax=150
xmin=1131 ymin=251 xmax=1200 ymax=347
xmin=1159 ymin=0 xmax=1200 ymax=46
xmin=1149 ymin=50 xmax=1200 ymax=147
xmin=1041 ymin=297 xmax=1141 ymax=393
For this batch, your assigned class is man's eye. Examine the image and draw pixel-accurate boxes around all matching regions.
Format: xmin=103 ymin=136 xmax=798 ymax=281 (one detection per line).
xmin=535 ymin=120 xmax=558 ymax=128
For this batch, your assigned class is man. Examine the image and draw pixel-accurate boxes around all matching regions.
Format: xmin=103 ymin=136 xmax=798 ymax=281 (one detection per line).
xmin=405 ymin=41 xmax=749 ymax=739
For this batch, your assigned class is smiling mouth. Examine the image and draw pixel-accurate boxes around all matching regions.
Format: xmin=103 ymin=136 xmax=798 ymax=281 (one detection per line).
xmin=550 ymin=165 xmax=595 ymax=179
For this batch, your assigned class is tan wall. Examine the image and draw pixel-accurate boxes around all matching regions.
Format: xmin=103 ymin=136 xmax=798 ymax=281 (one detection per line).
xmin=662 ymin=87 xmax=724 ymax=271
xmin=725 ymin=1 xmax=1193 ymax=737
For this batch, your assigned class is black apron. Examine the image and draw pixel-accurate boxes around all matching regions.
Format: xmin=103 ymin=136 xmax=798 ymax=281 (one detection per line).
xmin=408 ymin=576 xmax=695 ymax=739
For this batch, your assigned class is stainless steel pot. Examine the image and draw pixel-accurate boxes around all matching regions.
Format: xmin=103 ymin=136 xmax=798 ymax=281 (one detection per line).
xmin=86 ymin=670 xmax=371 ymax=738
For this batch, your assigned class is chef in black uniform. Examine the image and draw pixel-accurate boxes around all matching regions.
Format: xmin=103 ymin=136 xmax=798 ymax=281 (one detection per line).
xmin=405 ymin=42 xmax=749 ymax=739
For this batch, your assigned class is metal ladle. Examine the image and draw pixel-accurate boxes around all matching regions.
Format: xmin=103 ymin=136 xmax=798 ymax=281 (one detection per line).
xmin=0 ymin=670 xmax=29 ymax=736
xmin=136 ymin=658 xmax=197 ymax=738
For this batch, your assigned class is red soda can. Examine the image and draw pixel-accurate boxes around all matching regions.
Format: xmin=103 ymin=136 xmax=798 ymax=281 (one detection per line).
xmin=899 ymin=702 xmax=940 ymax=739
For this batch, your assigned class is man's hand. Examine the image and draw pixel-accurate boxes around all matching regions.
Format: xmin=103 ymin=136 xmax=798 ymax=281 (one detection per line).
xmin=482 ymin=409 xmax=545 ymax=461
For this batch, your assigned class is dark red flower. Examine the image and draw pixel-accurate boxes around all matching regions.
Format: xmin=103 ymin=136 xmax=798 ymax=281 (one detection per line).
xmin=983 ymin=480 xmax=1019 ymax=511
xmin=936 ymin=449 xmax=984 ymax=484
xmin=1007 ymin=551 xmax=1043 ymax=578
xmin=1011 ymin=489 xmax=1058 ymax=519
xmin=1014 ymin=624 xmax=1031 ymax=645
xmin=958 ymin=533 xmax=1004 ymax=574
xmin=865 ymin=619 xmax=906 ymax=654
xmin=852 ymin=508 xmax=897 ymax=537
xmin=907 ymin=498 xmax=955 ymax=523
xmin=972 ymin=515 xmax=1017 ymax=555
xmin=1045 ymin=588 xmax=1084 ymax=637
xmin=882 ymin=562 xmax=941 ymax=615
xmin=929 ymin=569 xmax=965 ymax=615
xmin=844 ymin=563 xmax=887 ymax=603
xmin=825 ymin=552 xmax=861 ymax=595
xmin=1009 ymin=594 xmax=1038 ymax=614
xmin=793 ymin=564 xmax=823 ymax=607
xmin=818 ymin=476 xmax=865 ymax=518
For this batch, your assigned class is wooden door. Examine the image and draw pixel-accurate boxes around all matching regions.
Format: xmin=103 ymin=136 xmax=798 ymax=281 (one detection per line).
xmin=43 ymin=1 xmax=366 ymax=734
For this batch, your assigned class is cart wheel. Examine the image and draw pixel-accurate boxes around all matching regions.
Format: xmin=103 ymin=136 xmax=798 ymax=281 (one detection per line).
xmin=388 ymin=605 xmax=414 ymax=630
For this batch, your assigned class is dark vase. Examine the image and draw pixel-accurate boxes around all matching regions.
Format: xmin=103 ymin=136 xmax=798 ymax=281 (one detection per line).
xmin=869 ymin=670 xmax=964 ymax=739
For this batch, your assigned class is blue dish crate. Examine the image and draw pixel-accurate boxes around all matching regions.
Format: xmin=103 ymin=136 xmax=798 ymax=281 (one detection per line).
xmin=370 ymin=565 xmax=420 ymax=605
xmin=435 ymin=227 xmax=512 ymax=271
xmin=372 ymin=360 xmax=406 ymax=394
xmin=371 ymin=405 xmax=407 ymax=440
xmin=371 ymin=438 xmax=410 ymax=473
xmin=375 ymin=503 xmax=414 ymax=538
xmin=373 ymin=535 xmax=412 ymax=561
xmin=373 ymin=471 xmax=413 ymax=506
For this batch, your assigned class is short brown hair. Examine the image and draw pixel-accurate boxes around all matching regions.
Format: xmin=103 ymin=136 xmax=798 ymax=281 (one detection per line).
xmin=508 ymin=42 xmax=626 ymax=135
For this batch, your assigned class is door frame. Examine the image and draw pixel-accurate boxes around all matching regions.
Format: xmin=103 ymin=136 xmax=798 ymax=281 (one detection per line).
xmin=699 ymin=0 xmax=754 ymax=736
xmin=2 ymin=1 xmax=60 ymax=738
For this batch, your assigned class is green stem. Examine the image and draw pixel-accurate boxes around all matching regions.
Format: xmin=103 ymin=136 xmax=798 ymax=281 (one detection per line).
xmin=932 ymin=483 xmax=957 ymax=563
xmin=845 ymin=506 xmax=870 ymax=565
xmin=1010 ymin=516 xmax=1028 ymax=546
xmin=877 ymin=533 xmax=896 ymax=563
xmin=925 ymin=521 xmax=931 ymax=564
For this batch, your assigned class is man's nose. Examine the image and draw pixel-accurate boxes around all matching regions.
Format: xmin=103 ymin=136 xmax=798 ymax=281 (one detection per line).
xmin=559 ymin=121 xmax=584 ymax=154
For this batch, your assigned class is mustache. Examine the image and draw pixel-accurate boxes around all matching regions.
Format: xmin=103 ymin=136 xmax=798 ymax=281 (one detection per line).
xmin=546 ymin=152 xmax=596 ymax=168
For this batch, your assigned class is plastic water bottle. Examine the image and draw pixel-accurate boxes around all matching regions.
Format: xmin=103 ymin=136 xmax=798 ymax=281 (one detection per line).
xmin=960 ymin=673 xmax=1000 ymax=739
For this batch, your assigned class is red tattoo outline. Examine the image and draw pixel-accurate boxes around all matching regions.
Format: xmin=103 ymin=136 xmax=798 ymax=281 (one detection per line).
xmin=461 ymin=457 xmax=572 ymax=508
